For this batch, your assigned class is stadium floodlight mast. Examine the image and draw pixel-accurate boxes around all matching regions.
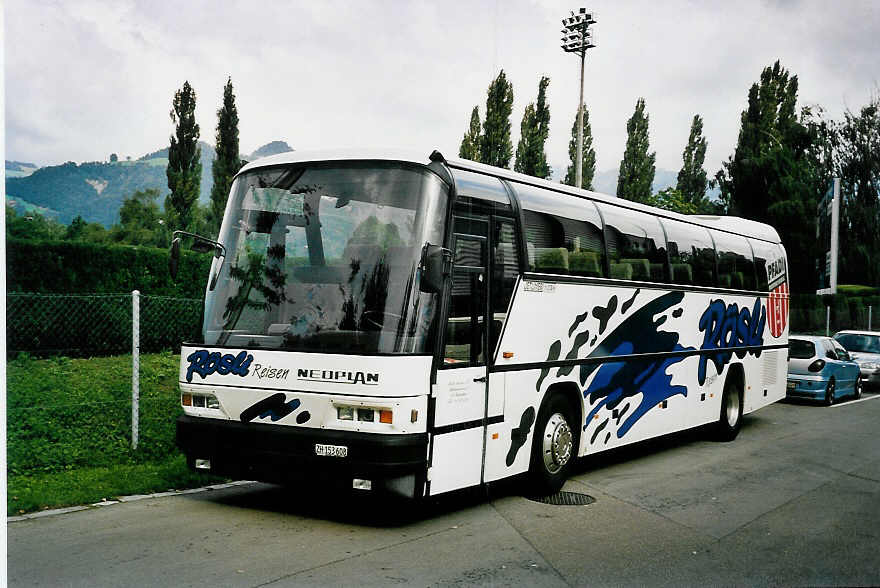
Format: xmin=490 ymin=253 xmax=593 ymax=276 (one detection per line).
xmin=561 ymin=8 xmax=597 ymax=188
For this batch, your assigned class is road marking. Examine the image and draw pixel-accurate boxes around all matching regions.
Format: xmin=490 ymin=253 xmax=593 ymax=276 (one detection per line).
xmin=829 ymin=394 xmax=880 ymax=408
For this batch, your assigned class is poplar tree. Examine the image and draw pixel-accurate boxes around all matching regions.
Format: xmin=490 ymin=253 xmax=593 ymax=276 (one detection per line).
xmin=676 ymin=114 xmax=708 ymax=206
xmin=514 ymin=76 xmax=551 ymax=179
xmin=459 ymin=106 xmax=482 ymax=161
xmin=617 ymin=98 xmax=655 ymax=202
xmin=564 ymin=103 xmax=596 ymax=190
xmin=166 ymin=80 xmax=202 ymax=232
xmin=209 ymin=77 xmax=241 ymax=236
xmin=480 ymin=70 xmax=514 ymax=169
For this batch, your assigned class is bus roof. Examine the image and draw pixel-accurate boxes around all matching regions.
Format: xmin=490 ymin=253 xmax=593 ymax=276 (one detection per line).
xmin=236 ymin=148 xmax=782 ymax=244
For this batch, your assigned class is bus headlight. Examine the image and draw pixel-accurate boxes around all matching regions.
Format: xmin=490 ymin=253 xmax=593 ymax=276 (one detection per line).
xmin=337 ymin=406 xmax=354 ymax=421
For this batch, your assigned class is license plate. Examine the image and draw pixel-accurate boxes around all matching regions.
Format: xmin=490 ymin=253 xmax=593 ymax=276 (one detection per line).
xmin=315 ymin=443 xmax=348 ymax=458
xmin=787 ymin=381 xmax=796 ymax=391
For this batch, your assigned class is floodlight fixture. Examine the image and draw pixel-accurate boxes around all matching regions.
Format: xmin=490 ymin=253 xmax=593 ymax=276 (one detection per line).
xmin=560 ymin=8 xmax=597 ymax=188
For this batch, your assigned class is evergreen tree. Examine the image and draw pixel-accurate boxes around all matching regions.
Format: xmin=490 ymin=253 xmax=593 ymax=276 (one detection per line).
xmin=514 ymin=76 xmax=551 ymax=178
xmin=209 ymin=77 xmax=241 ymax=237
xmin=715 ymin=61 xmax=821 ymax=293
xmin=459 ymin=106 xmax=482 ymax=161
xmin=480 ymin=70 xmax=514 ymax=169
xmin=617 ymin=98 xmax=656 ymax=202
xmin=676 ymin=114 xmax=708 ymax=206
xmin=564 ymin=103 xmax=596 ymax=190
xmin=166 ymin=80 xmax=202 ymax=233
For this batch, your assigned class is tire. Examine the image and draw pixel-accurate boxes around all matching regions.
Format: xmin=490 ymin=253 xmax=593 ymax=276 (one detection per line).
xmin=715 ymin=378 xmax=743 ymax=441
xmin=824 ymin=378 xmax=836 ymax=407
xmin=528 ymin=395 xmax=579 ymax=496
xmin=854 ymin=375 xmax=863 ymax=400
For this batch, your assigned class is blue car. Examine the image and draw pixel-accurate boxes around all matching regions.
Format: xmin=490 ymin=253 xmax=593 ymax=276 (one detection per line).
xmin=786 ymin=335 xmax=862 ymax=405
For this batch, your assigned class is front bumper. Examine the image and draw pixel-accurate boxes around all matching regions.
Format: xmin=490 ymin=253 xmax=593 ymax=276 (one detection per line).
xmin=177 ymin=415 xmax=428 ymax=497
xmin=859 ymin=368 xmax=880 ymax=388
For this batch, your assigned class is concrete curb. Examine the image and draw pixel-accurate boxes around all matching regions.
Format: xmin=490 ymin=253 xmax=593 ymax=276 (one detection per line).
xmin=8 ymin=480 xmax=256 ymax=523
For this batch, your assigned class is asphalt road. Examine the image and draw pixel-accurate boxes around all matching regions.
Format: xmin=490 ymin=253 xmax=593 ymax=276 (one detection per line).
xmin=9 ymin=393 xmax=880 ymax=587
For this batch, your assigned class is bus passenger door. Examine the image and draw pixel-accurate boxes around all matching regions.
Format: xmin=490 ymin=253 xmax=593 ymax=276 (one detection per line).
xmin=430 ymin=233 xmax=489 ymax=495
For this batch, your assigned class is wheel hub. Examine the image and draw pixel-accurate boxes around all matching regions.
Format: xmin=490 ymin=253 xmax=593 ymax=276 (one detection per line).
xmin=543 ymin=413 xmax=573 ymax=474
xmin=725 ymin=387 xmax=741 ymax=426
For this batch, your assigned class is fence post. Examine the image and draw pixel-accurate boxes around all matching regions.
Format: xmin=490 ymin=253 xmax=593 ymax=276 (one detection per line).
xmin=132 ymin=290 xmax=140 ymax=450
xmin=826 ymin=305 xmax=830 ymax=337
xmin=869 ymin=306 xmax=873 ymax=331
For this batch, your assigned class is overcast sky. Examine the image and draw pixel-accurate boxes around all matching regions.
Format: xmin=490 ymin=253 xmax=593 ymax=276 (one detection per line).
xmin=5 ymin=0 xmax=879 ymax=179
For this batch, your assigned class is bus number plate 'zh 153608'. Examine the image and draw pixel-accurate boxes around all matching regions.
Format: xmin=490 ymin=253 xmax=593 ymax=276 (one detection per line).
xmin=315 ymin=443 xmax=348 ymax=458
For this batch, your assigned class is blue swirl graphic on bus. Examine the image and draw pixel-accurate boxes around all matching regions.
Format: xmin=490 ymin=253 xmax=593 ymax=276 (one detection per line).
xmin=186 ymin=350 xmax=254 ymax=382
xmin=697 ymin=298 xmax=765 ymax=386
xmin=578 ymin=291 xmax=694 ymax=439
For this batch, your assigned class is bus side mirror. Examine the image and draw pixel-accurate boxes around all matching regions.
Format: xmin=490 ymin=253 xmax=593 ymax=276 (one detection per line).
xmin=169 ymin=237 xmax=181 ymax=280
xmin=419 ymin=243 xmax=451 ymax=294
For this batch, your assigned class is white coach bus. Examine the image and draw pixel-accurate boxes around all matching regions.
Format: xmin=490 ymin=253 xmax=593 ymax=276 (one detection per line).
xmin=171 ymin=149 xmax=790 ymax=498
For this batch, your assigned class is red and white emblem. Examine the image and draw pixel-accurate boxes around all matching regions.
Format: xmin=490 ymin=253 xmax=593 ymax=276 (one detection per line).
xmin=768 ymin=281 xmax=788 ymax=338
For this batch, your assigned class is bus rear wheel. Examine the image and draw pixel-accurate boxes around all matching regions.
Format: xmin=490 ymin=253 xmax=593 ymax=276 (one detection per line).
xmin=528 ymin=395 xmax=579 ymax=496
xmin=715 ymin=379 xmax=743 ymax=441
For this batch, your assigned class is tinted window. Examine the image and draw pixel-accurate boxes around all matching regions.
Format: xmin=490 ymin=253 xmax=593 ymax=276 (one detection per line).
xmin=491 ymin=219 xmax=520 ymax=354
xmin=453 ymin=169 xmax=510 ymax=205
xmin=713 ymin=231 xmax=757 ymax=291
xmin=835 ymin=333 xmax=880 ymax=354
xmin=661 ymin=219 xmax=716 ymax=287
xmin=515 ymin=183 xmax=605 ymax=278
xmin=822 ymin=339 xmax=838 ymax=360
xmin=750 ymin=239 xmax=776 ymax=291
xmin=597 ymin=204 xmax=668 ymax=282
xmin=789 ymin=339 xmax=816 ymax=359
xmin=833 ymin=342 xmax=851 ymax=361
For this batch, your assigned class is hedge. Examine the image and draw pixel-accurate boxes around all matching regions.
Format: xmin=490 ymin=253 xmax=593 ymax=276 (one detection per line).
xmin=6 ymin=238 xmax=212 ymax=297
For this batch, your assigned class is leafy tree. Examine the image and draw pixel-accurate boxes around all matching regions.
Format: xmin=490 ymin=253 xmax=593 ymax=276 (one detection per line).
xmin=459 ymin=106 xmax=482 ymax=161
xmin=479 ymin=70 xmax=514 ymax=169
xmin=564 ymin=103 xmax=596 ymax=190
xmin=65 ymin=215 xmax=87 ymax=240
xmin=617 ymin=98 xmax=656 ymax=203
xmin=514 ymin=76 xmax=551 ymax=179
xmin=109 ymin=153 xmax=118 ymax=163
xmin=166 ymin=80 xmax=202 ymax=233
xmin=209 ymin=77 xmax=241 ymax=237
xmin=676 ymin=114 xmax=708 ymax=206
xmin=112 ymin=189 xmax=170 ymax=248
xmin=715 ymin=61 xmax=820 ymax=293
xmin=834 ymin=97 xmax=880 ymax=286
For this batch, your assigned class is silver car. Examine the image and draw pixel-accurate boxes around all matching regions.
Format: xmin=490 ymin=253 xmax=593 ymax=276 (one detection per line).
xmin=833 ymin=330 xmax=880 ymax=389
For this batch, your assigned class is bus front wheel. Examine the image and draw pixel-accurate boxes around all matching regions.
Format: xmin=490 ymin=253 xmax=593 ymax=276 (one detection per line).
xmin=528 ymin=394 xmax=579 ymax=496
xmin=715 ymin=378 xmax=743 ymax=441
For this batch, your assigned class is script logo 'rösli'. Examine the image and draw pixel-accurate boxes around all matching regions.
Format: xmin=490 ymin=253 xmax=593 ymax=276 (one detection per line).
xmin=186 ymin=350 xmax=254 ymax=382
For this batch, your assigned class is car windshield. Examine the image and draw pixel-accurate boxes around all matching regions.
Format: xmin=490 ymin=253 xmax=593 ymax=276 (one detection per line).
xmin=834 ymin=333 xmax=880 ymax=354
xmin=203 ymin=162 xmax=449 ymax=354
xmin=789 ymin=339 xmax=816 ymax=359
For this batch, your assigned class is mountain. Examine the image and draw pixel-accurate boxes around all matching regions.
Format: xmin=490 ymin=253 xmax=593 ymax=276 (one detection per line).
xmin=249 ymin=141 xmax=293 ymax=160
xmin=6 ymin=141 xmax=216 ymax=227
xmin=6 ymin=160 xmax=40 ymax=178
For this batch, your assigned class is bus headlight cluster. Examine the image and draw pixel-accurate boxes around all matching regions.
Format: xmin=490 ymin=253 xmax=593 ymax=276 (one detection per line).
xmin=336 ymin=405 xmax=392 ymax=424
xmin=181 ymin=393 xmax=220 ymax=409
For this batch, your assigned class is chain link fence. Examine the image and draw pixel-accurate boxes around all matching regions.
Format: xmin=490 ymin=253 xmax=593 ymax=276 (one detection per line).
xmin=7 ymin=292 xmax=203 ymax=476
xmin=7 ymin=292 xmax=203 ymax=357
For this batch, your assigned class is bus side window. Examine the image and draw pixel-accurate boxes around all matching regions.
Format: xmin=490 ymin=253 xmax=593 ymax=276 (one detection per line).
xmin=662 ymin=219 xmax=716 ymax=287
xmin=712 ymin=230 xmax=757 ymax=291
xmin=597 ymin=204 xmax=668 ymax=283
xmin=491 ymin=219 xmax=520 ymax=355
xmin=514 ymin=183 xmax=605 ymax=278
xmin=751 ymin=240 xmax=772 ymax=291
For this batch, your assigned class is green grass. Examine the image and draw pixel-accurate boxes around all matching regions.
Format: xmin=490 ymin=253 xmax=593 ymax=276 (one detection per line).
xmin=7 ymin=351 xmax=222 ymax=514
xmin=8 ymin=455 xmax=221 ymax=516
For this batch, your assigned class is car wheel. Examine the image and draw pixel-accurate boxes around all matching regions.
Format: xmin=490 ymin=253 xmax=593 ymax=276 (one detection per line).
xmin=824 ymin=378 xmax=836 ymax=406
xmin=715 ymin=378 xmax=743 ymax=441
xmin=854 ymin=375 xmax=863 ymax=400
xmin=528 ymin=395 xmax=579 ymax=496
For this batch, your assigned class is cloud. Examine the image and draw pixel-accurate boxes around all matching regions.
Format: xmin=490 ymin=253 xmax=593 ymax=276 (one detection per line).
xmin=5 ymin=0 xmax=879 ymax=183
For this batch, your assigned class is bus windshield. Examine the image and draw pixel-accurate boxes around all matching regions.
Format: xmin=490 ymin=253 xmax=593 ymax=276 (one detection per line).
xmin=204 ymin=162 xmax=449 ymax=354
